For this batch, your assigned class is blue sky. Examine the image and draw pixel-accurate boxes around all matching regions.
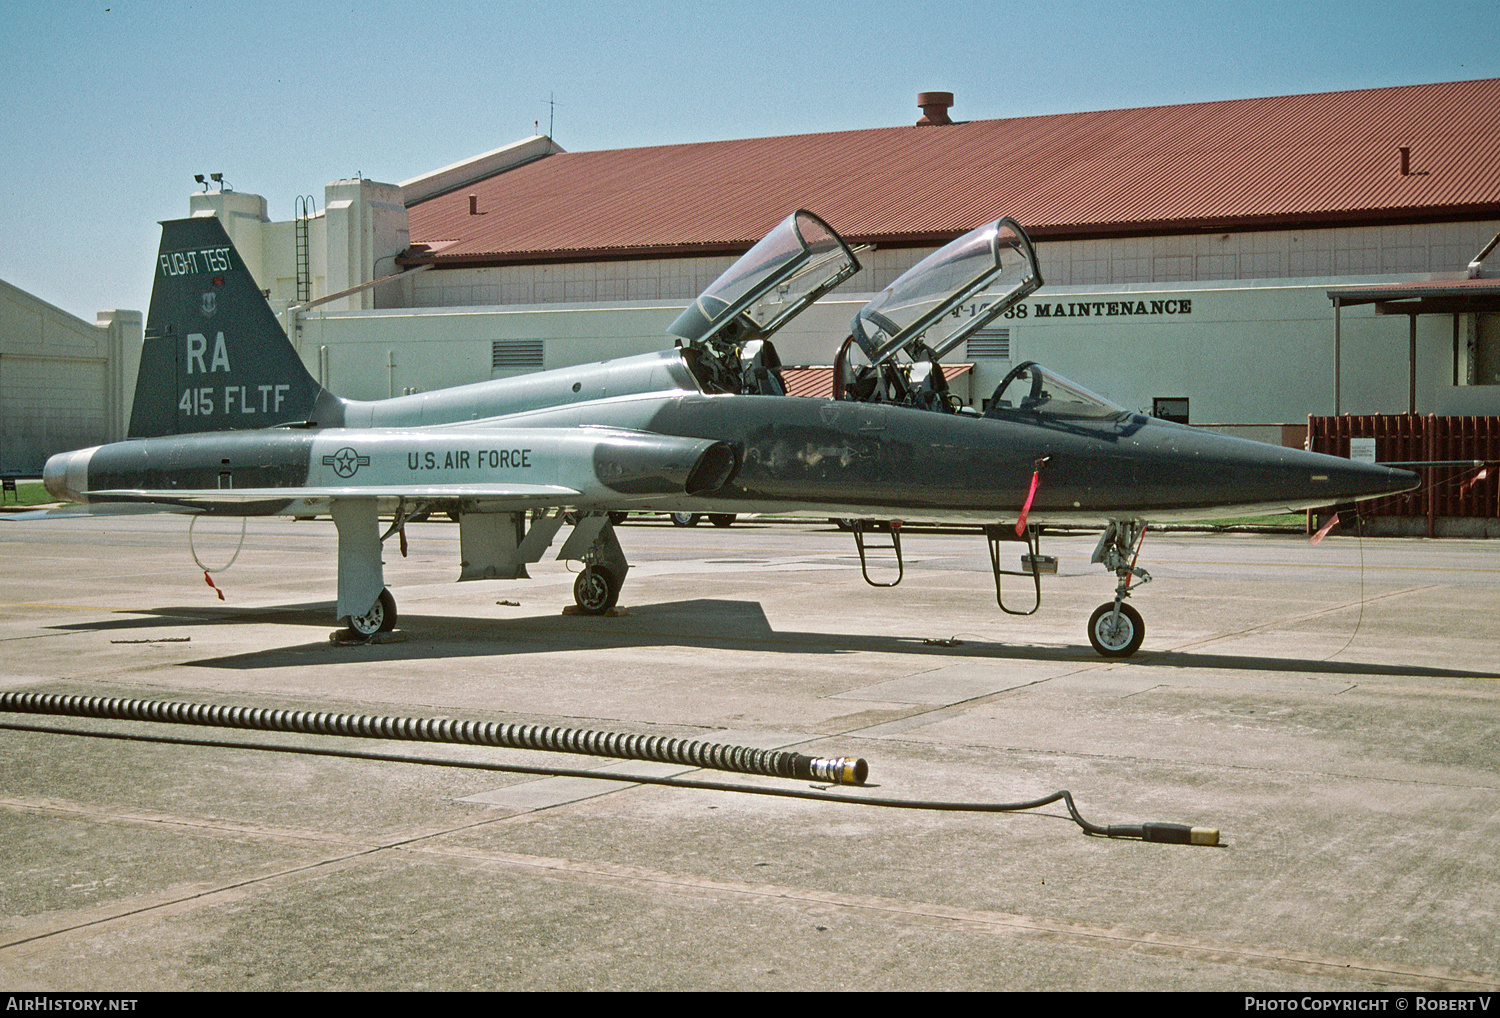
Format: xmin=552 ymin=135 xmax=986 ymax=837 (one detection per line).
xmin=2 ymin=0 xmax=1496 ymax=320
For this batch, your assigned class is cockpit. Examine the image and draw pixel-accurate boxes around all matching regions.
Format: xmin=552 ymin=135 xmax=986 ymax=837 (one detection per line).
xmin=667 ymin=210 xmax=860 ymax=396
xmin=668 ymin=209 xmax=1119 ymax=428
xmin=985 ymin=361 xmax=1128 ymax=420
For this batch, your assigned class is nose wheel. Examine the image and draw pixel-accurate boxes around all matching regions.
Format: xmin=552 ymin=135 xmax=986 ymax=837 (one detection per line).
xmin=1088 ymin=601 xmax=1143 ymax=658
xmin=1087 ymin=520 xmax=1151 ymax=658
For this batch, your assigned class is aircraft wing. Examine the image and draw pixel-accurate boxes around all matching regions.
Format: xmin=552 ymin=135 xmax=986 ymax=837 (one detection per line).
xmin=57 ymin=483 xmax=585 ymax=516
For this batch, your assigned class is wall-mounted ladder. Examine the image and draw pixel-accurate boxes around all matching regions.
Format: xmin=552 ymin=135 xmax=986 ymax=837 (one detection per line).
xmin=294 ymin=195 xmax=316 ymax=303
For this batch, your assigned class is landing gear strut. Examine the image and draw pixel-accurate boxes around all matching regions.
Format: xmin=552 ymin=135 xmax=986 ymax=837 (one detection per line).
xmin=558 ymin=514 xmax=631 ymax=615
xmin=1088 ymin=521 xmax=1151 ymax=658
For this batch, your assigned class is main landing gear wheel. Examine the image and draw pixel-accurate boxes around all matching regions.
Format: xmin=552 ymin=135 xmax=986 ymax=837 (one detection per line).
xmin=573 ymin=565 xmax=621 ymax=614
xmin=708 ymin=514 xmax=735 ymax=527
xmin=1088 ymin=602 xmax=1144 ymax=658
xmin=670 ymin=512 xmax=701 ymax=527
xmin=347 ymin=588 xmax=397 ymax=637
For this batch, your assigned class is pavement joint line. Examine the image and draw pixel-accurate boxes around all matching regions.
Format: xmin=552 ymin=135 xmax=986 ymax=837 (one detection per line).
xmin=399 ymin=841 xmax=1500 ymax=992
xmin=0 ymin=795 xmax=569 ymax=954
xmin=20 ymin=781 xmax=1486 ymax=991
xmin=0 ymin=852 xmax=385 ymax=956
xmin=1160 ymin=585 xmax=1442 ymax=656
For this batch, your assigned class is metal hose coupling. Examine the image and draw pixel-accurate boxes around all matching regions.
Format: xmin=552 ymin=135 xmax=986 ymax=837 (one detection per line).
xmin=0 ymin=691 xmax=870 ymax=786
xmin=804 ymin=755 xmax=869 ymax=785
xmin=1106 ymin=822 xmax=1220 ymax=846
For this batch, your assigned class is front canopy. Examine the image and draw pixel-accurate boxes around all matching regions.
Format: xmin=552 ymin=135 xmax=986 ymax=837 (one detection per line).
xmin=667 ymin=209 xmax=860 ymax=347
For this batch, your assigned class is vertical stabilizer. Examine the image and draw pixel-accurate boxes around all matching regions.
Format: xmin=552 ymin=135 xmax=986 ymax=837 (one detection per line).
xmin=128 ymin=217 xmax=329 ymax=438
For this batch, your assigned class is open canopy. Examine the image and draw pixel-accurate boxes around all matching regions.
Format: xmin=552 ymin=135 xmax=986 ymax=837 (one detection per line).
xmin=666 ymin=209 xmax=860 ymax=347
xmin=850 ymin=217 xmax=1042 ymax=367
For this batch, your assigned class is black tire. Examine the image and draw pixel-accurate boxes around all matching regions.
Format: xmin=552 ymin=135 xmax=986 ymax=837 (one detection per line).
xmin=1088 ymin=602 xmax=1144 ymax=658
xmin=608 ymin=511 xmax=629 ymax=525
xmin=670 ymin=512 xmax=701 ymax=527
xmin=347 ymin=588 xmax=397 ymax=637
xmin=573 ymin=565 xmax=620 ymax=614
xmin=831 ymin=518 xmax=856 ymax=531
xmin=708 ymin=514 xmax=735 ymax=528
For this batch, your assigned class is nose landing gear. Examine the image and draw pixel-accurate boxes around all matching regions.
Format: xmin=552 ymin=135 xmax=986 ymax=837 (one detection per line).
xmin=1088 ymin=520 xmax=1152 ymax=658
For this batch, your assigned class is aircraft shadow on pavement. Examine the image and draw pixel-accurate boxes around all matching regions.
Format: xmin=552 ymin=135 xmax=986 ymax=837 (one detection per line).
xmin=48 ymin=597 xmax=1500 ymax=681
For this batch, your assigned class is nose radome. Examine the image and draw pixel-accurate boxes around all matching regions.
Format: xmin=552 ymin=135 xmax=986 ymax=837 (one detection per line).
xmin=1320 ymin=458 xmax=1419 ymax=503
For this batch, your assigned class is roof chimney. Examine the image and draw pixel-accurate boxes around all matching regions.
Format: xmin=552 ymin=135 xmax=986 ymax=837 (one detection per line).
xmin=916 ymin=91 xmax=954 ymax=127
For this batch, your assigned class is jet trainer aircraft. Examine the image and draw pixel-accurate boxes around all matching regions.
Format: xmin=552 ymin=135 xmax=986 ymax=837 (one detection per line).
xmin=30 ymin=211 xmax=1416 ymax=656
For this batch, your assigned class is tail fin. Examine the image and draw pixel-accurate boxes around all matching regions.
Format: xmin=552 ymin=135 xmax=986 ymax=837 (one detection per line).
xmin=128 ymin=216 xmax=330 ymax=438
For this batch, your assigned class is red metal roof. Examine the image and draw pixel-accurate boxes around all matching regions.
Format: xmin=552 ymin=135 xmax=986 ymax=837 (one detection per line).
xmin=779 ymin=364 xmax=972 ymax=399
xmin=405 ymin=79 xmax=1500 ymax=267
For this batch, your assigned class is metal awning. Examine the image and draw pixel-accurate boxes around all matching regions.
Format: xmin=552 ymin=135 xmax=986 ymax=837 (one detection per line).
xmin=1328 ymin=277 xmax=1500 ymax=315
xmin=1327 ymin=276 xmax=1500 ymax=414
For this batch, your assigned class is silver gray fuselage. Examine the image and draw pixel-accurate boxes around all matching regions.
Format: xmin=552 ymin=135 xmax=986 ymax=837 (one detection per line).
xmin=47 ymin=348 xmax=1415 ymax=524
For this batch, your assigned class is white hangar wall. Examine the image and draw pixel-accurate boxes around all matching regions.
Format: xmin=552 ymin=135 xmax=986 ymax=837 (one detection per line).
xmin=370 ymin=218 xmax=1499 ymax=427
xmin=282 ymin=277 xmax=1453 ymax=425
xmin=291 ymin=303 xmax=691 ymax=399
xmin=0 ymin=278 xmax=141 ymax=474
xmin=984 ymin=281 xmax=1454 ymax=421
xmin=284 ymin=275 xmax=1472 ymax=425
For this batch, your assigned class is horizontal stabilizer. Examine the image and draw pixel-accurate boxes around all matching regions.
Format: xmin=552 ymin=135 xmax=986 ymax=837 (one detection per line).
xmin=1 ymin=502 xmax=205 ymax=521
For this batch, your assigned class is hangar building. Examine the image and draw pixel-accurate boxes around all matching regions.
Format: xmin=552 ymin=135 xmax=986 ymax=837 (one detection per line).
xmin=6 ymin=78 xmax=1499 ymax=473
xmin=265 ymin=78 xmax=1500 ymax=442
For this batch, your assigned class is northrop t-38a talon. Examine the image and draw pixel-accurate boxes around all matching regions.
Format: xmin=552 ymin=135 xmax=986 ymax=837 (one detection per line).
xmin=29 ymin=211 xmax=1416 ymax=656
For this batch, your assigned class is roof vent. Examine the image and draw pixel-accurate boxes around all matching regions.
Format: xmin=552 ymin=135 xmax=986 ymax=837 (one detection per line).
xmin=1398 ymin=146 xmax=1429 ymax=178
xmin=916 ymin=91 xmax=954 ymax=127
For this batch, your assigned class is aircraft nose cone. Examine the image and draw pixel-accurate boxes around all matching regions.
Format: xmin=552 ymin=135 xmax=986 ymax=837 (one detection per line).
xmin=1101 ymin=419 xmax=1422 ymax=518
xmin=1211 ymin=439 xmax=1419 ymax=510
xmin=1326 ymin=460 xmax=1419 ymax=502
xmin=1207 ymin=438 xmax=1419 ymax=510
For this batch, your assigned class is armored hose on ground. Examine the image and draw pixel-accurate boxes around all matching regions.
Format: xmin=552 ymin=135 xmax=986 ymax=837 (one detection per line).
xmin=0 ymin=691 xmax=868 ymax=786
